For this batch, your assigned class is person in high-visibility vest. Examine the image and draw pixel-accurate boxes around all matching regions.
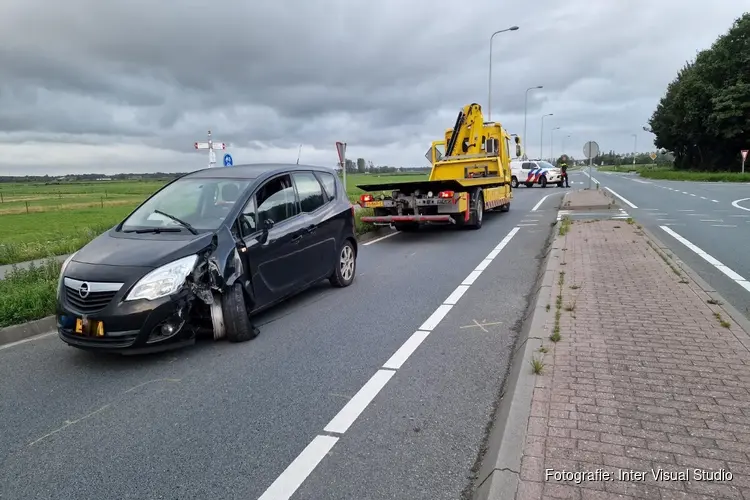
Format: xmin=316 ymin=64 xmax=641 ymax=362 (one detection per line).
xmin=559 ymin=158 xmax=570 ymax=188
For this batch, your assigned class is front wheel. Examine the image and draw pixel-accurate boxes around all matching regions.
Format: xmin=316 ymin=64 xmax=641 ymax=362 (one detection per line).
xmin=222 ymin=283 xmax=259 ymax=343
xmin=511 ymin=176 xmax=519 ymax=189
xmin=539 ymin=176 xmax=548 ymax=188
xmin=330 ymin=239 xmax=356 ymax=288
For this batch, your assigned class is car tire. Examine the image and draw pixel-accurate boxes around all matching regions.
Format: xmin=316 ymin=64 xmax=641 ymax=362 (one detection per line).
xmin=330 ymin=239 xmax=356 ymax=288
xmin=511 ymin=176 xmax=518 ymax=189
xmin=539 ymin=176 xmax=547 ymax=188
xmin=525 ymin=182 xmax=533 ymax=188
xmin=222 ymin=283 xmax=259 ymax=343
xmin=467 ymin=189 xmax=484 ymax=230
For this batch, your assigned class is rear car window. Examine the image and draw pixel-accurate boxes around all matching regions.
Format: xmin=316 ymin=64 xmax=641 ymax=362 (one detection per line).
xmin=317 ymin=172 xmax=337 ymax=200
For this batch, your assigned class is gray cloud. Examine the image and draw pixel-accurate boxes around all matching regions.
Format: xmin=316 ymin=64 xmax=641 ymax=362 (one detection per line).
xmin=0 ymin=0 xmax=746 ymax=174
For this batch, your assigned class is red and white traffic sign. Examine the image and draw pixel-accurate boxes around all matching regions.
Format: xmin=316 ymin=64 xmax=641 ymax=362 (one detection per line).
xmin=335 ymin=141 xmax=346 ymax=165
xmin=742 ymin=150 xmax=748 ymax=161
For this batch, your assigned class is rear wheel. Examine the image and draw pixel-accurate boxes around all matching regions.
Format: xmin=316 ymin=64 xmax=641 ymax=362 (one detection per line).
xmin=466 ymin=189 xmax=484 ymax=230
xmin=330 ymin=239 xmax=356 ymax=288
xmin=222 ymin=283 xmax=259 ymax=343
xmin=500 ymin=202 xmax=510 ymax=212
xmin=511 ymin=176 xmax=519 ymax=189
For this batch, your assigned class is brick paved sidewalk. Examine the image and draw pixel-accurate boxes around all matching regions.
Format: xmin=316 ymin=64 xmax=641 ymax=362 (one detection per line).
xmin=517 ymin=218 xmax=750 ymax=500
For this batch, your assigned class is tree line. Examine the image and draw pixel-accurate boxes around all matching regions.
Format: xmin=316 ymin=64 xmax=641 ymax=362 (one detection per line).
xmin=649 ymin=13 xmax=749 ymax=171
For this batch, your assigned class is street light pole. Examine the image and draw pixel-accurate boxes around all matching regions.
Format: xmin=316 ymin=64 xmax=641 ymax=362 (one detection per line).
xmin=632 ymin=133 xmax=637 ymax=166
xmin=488 ymin=26 xmax=519 ymax=121
xmin=540 ymin=113 xmax=553 ymax=160
xmin=551 ymin=127 xmax=560 ymax=162
xmin=523 ymin=85 xmax=543 ymax=160
xmin=563 ymin=134 xmax=571 ymax=156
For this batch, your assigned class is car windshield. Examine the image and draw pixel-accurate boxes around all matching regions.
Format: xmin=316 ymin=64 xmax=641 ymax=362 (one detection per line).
xmin=539 ymin=161 xmax=556 ymax=169
xmin=120 ymin=177 xmax=251 ymax=233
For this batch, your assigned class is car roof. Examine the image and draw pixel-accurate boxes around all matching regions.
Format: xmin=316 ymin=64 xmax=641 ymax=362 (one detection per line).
xmin=183 ymin=163 xmax=337 ymax=180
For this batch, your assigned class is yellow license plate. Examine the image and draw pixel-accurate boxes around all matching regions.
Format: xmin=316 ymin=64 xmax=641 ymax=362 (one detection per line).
xmin=75 ymin=318 xmax=105 ymax=337
xmin=367 ymin=201 xmax=384 ymax=208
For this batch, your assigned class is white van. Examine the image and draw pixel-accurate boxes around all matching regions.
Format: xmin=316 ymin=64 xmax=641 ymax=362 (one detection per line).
xmin=510 ymin=159 xmax=562 ymax=188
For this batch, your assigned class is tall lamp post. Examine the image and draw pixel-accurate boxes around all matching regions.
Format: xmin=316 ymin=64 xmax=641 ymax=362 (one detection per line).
xmin=540 ymin=113 xmax=553 ymax=160
xmin=488 ymin=26 xmax=519 ymax=121
xmin=562 ymin=134 xmax=571 ymax=156
xmin=631 ymin=133 xmax=638 ymax=166
xmin=523 ymin=85 xmax=543 ymax=159
xmin=550 ymin=126 xmax=561 ymax=162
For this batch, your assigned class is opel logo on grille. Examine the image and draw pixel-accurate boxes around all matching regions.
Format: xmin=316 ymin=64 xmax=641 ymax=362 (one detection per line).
xmin=79 ymin=282 xmax=90 ymax=299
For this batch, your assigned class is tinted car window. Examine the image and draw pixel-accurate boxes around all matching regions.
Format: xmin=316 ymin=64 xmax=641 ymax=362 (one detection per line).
xmin=121 ymin=178 xmax=251 ymax=232
xmin=317 ymin=171 xmax=337 ymax=200
xmin=293 ymin=172 xmax=326 ymax=212
xmin=257 ymin=175 xmax=298 ymax=226
xmin=522 ymin=162 xmax=533 ymax=169
xmin=239 ymin=196 xmax=257 ymax=235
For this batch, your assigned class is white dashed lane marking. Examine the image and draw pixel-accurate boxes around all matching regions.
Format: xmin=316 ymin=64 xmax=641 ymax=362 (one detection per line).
xmin=258 ymin=226 xmax=522 ymax=499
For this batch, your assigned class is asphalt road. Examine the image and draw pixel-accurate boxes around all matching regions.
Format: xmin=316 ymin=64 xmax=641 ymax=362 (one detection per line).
xmin=581 ymin=168 xmax=750 ymax=320
xmin=0 ymin=186 xmax=565 ymax=500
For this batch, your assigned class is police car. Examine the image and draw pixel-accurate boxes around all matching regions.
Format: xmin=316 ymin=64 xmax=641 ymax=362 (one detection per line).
xmin=510 ymin=159 xmax=563 ymax=188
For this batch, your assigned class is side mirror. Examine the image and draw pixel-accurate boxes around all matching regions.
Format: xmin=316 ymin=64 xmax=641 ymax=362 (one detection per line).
xmin=515 ymin=144 xmax=522 ymax=158
xmin=263 ymin=219 xmax=275 ymax=231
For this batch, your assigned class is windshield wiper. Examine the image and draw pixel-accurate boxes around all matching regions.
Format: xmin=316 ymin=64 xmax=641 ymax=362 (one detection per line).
xmin=123 ymin=227 xmax=182 ymax=234
xmin=152 ymin=210 xmax=199 ymax=235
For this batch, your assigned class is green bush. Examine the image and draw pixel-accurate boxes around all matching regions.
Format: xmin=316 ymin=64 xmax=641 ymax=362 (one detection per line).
xmin=0 ymin=259 xmax=61 ymax=328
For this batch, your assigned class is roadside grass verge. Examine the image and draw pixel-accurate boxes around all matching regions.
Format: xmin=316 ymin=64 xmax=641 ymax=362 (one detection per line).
xmin=0 ymin=259 xmax=61 ymax=328
xmin=638 ymin=169 xmax=750 ymax=182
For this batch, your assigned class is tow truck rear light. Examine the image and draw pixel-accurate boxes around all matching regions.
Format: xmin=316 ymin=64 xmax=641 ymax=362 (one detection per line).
xmin=438 ymin=190 xmax=455 ymax=198
xmin=360 ymin=194 xmax=373 ymax=203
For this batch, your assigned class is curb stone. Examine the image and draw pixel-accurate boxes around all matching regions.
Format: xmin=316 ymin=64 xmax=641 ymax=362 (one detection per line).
xmin=0 ymin=316 xmax=56 ymax=347
xmin=472 ymin=224 xmax=564 ymax=500
xmin=638 ymin=224 xmax=750 ymax=350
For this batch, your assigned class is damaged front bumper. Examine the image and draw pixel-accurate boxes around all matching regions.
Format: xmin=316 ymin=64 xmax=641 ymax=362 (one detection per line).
xmin=57 ymin=292 xmax=198 ymax=354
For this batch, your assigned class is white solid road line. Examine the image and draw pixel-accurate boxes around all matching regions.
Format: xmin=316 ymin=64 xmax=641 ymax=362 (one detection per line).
xmin=324 ymin=369 xmax=396 ymax=434
xmin=660 ymin=226 xmax=750 ymax=294
xmin=603 ymin=187 xmax=638 ymax=208
xmin=732 ymin=198 xmax=750 ymax=212
xmin=0 ymin=331 xmax=55 ymax=351
xmin=581 ymin=170 xmax=599 ymax=185
xmin=362 ymin=231 xmax=400 ymax=246
xmin=257 ymin=435 xmax=339 ymax=500
xmin=382 ymin=330 xmax=431 ymax=370
xmin=257 ymin=225 xmax=521 ymax=499
xmin=531 ymin=193 xmax=553 ymax=212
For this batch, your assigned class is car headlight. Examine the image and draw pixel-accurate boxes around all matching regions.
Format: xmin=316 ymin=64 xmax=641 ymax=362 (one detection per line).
xmin=125 ymin=255 xmax=198 ymax=302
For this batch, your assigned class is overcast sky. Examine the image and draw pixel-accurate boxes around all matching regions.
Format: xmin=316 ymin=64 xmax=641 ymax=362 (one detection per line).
xmin=0 ymin=1 xmax=747 ymax=175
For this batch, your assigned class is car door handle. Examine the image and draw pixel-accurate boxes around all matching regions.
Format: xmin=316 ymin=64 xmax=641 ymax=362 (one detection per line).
xmin=305 ymin=225 xmax=316 ymax=234
xmin=292 ymin=235 xmax=303 ymax=244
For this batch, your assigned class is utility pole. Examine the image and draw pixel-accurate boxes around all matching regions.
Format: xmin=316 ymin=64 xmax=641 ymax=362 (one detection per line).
xmin=551 ymin=127 xmax=560 ymax=163
xmin=487 ymin=26 xmax=519 ymax=121
xmin=523 ymin=86 xmax=543 ymax=160
xmin=540 ymin=114 xmax=553 ymax=160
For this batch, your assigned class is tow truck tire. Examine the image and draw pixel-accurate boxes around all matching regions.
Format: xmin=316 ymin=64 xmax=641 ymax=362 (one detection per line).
xmin=500 ymin=202 xmax=510 ymax=213
xmin=467 ymin=189 xmax=484 ymax=230
xmin=223 ymin=283 xmax=259 ymax=343
xmin=539 ymin=176 xmax=547 ymax=188
xmin=330 ymin=239 xmax=356 ymax=288
xmin=511 ymin=176 xmax=519 ymax=189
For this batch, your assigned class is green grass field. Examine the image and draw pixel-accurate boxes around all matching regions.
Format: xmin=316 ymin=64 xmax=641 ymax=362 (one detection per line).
xmin=0 ymin=173 xmax=426 ymax=266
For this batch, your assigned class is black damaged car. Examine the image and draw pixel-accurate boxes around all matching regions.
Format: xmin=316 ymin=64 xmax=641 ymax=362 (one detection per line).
xmin=57 ymin=163 xmax=358 ymax=354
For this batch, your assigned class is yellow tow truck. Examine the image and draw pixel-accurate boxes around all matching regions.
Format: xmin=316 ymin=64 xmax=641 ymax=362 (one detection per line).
xmin=357 ymin=102 xmax=521 ymax=231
